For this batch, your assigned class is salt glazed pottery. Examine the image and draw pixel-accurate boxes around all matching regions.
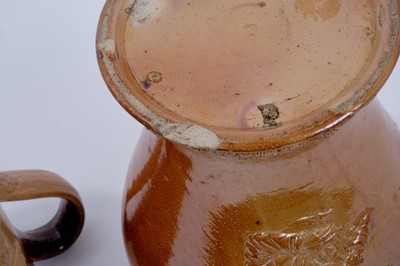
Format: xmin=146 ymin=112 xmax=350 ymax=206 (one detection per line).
xmin=97 ymin=0 xmax=400 ymax=265
xmin=0 ymin=170 xmax=84 ymax=266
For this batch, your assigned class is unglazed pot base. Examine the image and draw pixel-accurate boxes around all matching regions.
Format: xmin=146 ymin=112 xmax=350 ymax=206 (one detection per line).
xmin=97 ymin=0 xmax=400 ymax=150
xmin=125 ymin=0 xmax=379 ymax=128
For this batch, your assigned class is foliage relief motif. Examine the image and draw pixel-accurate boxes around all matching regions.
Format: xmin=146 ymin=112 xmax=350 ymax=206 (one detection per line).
xmin=245 ymin=208 xmax=373 ymax=266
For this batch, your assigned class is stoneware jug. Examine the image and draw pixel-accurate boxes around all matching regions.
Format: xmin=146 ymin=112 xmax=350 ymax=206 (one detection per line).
xmin=0 ymin=170 xmax=84 ymax=266
xmin=97 ymin=0 xmax=400 ymax=265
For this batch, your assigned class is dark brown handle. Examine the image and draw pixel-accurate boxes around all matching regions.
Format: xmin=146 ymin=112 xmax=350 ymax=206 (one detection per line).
xmin=0 ymin=170 xmax=85 ymax=263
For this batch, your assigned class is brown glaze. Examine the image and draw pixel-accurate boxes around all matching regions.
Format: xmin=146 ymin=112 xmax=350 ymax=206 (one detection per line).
xmin=123 ymin=99 xmax=400 ymax=265
xmin=0 ymin=170 xmax=85 ymax=265
xmin=244 ymin=208 xmax=373 ymax=265
xmin=97 ymin=0 xmax=400 ymax=265
xmin=0 ymin=208 xmax=29 ymax=266
xmin=206 ymin=189 xmax=357 ymax=265
xmin=124 ymin=137 xmax=192 ymax=265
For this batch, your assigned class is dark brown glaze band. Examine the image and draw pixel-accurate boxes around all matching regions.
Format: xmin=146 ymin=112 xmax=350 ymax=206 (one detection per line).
xmin=0 ymin=170 xmax=85 ymax=264
xmin=19 ymin=198 xmax=84 ymax=261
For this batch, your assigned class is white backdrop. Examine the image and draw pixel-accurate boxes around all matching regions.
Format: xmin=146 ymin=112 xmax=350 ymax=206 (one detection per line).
xmin=0 ymin=1 xmax=399 ymax=266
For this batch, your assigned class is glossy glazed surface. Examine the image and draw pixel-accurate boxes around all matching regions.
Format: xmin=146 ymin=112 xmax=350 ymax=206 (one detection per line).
xmin=97 ymin=0 xmax=400 ymax=150
xmin=126 ymin=0 xmax=378 ymax=128
xmin=0 ymin=207 xmax=29 ymax=266
xmin=0 ymin=170 xmax=85 ymax=265
xmin=123 ymin=99 xmax=400 ymax=265
xmin=97 ymin=0 xmax=400 ymax=264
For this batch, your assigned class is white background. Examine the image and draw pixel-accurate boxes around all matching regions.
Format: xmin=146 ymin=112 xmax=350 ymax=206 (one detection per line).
xmin=0 ymin=1 xmax=399 ymax=266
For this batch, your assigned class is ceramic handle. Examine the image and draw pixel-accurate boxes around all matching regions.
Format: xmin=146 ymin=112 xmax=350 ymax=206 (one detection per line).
xmin=0 ymin=170 xmax=85 ymax=262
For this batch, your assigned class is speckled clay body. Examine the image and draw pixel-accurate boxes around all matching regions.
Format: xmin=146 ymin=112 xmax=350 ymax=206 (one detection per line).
xmin=97 ymin=0 xmax=400 ymax=265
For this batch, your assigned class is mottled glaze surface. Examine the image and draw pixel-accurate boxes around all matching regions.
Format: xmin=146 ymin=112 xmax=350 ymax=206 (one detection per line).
xmin=96 ymin=0 xmax=400 ymax=265
xmin=123 ymin=99 xmax=400 ymax=265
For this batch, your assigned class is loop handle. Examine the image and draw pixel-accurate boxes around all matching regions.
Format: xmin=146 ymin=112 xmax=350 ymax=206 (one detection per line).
xmin=0 ymin=170 xmax=85 ymax=263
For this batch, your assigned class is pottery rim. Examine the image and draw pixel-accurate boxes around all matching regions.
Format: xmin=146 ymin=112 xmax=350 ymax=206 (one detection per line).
xmin=96 ymin=0 xmax=400 ymax=152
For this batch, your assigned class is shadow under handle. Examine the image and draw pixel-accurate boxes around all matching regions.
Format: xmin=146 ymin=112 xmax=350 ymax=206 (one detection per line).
xmin=0 ymin=170 xmax=85 ymax=263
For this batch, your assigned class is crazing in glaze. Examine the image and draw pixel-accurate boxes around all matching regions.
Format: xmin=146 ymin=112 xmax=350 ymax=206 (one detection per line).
xmin=245 ymin=208 xmax=373 ymax=265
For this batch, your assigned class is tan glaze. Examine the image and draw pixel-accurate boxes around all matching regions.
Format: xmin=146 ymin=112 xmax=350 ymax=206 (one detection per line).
xmin=124 ymin=0 xmax=374 ymax=128
xmin=123 ymin=99 xmax=400 ymax=265
xmin=0 ymin=170 xmax=85 ymax=266
xmin=97 ymin=0 xmax=400 ymax=151
xmin=97 ymin=0 xmax=400 ymax=265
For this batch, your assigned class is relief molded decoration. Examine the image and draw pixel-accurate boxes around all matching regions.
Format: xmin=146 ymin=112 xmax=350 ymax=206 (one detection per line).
xmin=0 ymin=226 xmax=27 ymax=266
xmin=204 ymin=188 xmax=372 ymax=265
xmin=0 ymin=234 xmax=12 ymax=266
xmin=245 ymin=208 xmax=373 ymax=266
xmin=0 ymin=175 xmax=19 ymax=195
